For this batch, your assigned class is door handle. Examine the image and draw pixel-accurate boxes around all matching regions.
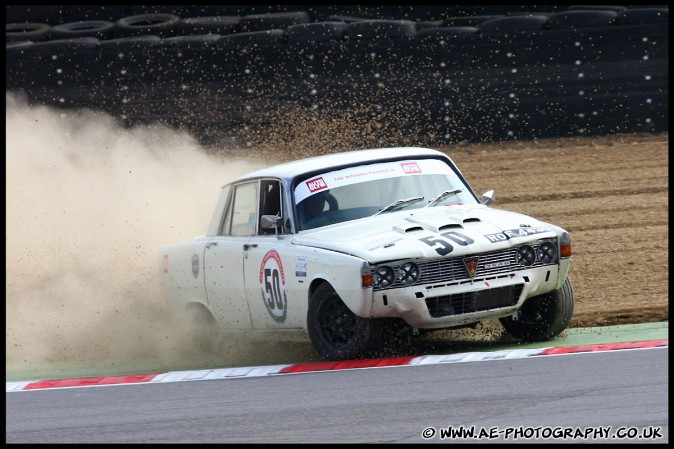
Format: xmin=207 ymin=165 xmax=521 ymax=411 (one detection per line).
xmin=243 ymin=243 xmax=258 ymax=250
xmin=205 ymin=241 xmax=218 ymax=249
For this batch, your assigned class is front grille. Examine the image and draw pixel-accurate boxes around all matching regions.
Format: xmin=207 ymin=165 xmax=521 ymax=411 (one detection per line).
xmin=372 ymin=238 xmax=556 ymax=291
xmin=425 ymin=284 xmax=523 ymax=318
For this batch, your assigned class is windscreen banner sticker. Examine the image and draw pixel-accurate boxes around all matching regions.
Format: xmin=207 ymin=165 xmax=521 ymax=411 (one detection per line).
xmin=294 ymin=158 xmax=453 ymax=203
xmin=259 ymin=250 xmax=288 ymax=322
xmin=295 ymin=256 xmax=307 ymax=277
xmin=485 ymin=226 xmax=549 ymax=243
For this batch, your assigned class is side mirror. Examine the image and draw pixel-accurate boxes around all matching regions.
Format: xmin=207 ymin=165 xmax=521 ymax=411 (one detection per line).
xmin=261 ymin=214 xmax=282 ymax=232
xmin=481 ymin=190 xmax=495 ymax=205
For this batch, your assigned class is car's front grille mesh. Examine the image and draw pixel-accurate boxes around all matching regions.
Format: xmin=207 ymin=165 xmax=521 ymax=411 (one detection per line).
xmin=422 ymin=249 xmax=515 ymax=284
xmin=372 ymin=238 xmax=556 ymax=291
xmin=425 ymin=284 xmax=523 ymax=318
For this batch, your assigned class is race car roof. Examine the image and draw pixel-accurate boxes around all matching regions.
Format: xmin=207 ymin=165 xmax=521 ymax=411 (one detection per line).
xmin=232 ymin=147 xmax=451 ymax=182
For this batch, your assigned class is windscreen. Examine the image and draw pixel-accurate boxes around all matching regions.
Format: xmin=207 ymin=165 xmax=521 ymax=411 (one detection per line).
xmin=294 ymin=158 xmax=478 ymax=230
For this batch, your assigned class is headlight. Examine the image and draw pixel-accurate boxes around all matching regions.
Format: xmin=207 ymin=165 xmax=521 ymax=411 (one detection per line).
xmin=397 ymin=262 xmax=420 ymax=285
xmin=516 ymin=245 xmax=536 ymax=266
xmin=373 ymin=266 xmax=395 ymax=288
xmin=537 ymin=241 xmax=557 ymax=264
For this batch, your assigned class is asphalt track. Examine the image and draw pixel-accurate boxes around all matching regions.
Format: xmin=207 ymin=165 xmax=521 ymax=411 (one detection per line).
xmin=6 ymin=322 xmax=669 ymax=392
xmin=5 ymin=322 xmax=668 ymax=443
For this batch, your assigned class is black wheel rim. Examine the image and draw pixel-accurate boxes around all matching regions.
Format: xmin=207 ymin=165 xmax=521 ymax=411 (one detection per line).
xmin=316 ymin=294 xmax=356 ymax=348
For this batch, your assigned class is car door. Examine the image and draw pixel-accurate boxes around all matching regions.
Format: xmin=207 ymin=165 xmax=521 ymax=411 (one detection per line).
xmin=203 ymin=180 xmax=258 ymax=329
xmin=243 ymin=179 xmax=306 ymax=330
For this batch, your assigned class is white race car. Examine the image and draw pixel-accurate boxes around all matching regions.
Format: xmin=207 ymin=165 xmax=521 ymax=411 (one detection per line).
xmin=160 ymin=147 xmax=574 ymax=360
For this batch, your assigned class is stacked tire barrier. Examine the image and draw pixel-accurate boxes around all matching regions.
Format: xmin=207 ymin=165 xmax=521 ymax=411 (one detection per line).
xmin=5 ymin=5 xmax=668 ymax=147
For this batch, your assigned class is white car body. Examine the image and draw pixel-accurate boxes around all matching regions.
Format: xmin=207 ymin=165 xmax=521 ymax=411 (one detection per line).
xmin=160 ymin=147 xmax=574 ymax=360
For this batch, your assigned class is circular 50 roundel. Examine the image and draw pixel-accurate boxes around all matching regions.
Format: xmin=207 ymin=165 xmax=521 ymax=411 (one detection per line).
xmin=258 ymin=250 xmax=288 ymax=322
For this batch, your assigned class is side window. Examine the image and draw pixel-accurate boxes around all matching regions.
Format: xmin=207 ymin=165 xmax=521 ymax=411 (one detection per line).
xmin=259 ymin=179 xmax=286 ymax=235
xmin=224 ymin=182 xmax=258 ymax=236
xmin=210 ymin=184 xmax=231 ymax=236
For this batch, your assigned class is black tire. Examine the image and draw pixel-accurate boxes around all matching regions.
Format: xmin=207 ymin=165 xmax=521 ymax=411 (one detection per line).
xmin=175 ymin=16 xmax=241 ymax=35
xmin=48 ymin=20 xmax=115 ymax=39
xmin=98 ymin=35 xmax=161 ymax=50
xmin=567 ymin=5 xmax=626 ymax=13
xmin=307 ymin=283 xmax=383 ymax=360
xmin=326 ymin=15 xmax=368 ymax=23
xmin=218 ymin=29 xmax=285 ymax=46
xmin=614 ymin=8 xmax=668 ymax=26
xmin=415 ymin=20 xmax=444 ymax=31
xmin=27 ymin=37 xmax=100 ymax=52
xmin=154 ymin=34 xmax=221 ymax=49
xmin=444 ymin=15 xmax=501 ymax=27
xmin=6 ymin=40 xmax=34 ymax=50
xmin=286 ymin=22 xmax=347 ymax=42
xmin=417 ymin=26 xmax=478 ymax=38
xmin=478 ymin=15 xmax=550 ymax=33
xmin=114 ymin=13 xmax=181 ymax=38
xmin=546 ymin=10 xmax=618 ymax=29
xmin=500 ymin=276 xmax=575 ymax=342
xmin=238 ymin=11 xmax=310 ymax=32
xmin=6 ymin=22 xmax=50 ymax=42
xmin=343 ymin=20 xmax=417 ymax=40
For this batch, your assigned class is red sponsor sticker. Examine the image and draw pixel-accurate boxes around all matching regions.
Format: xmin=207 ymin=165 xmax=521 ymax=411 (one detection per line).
xmin=305 ymin=176 xmax=328 ymax=192
xmin=401 ymin=162 xmax=422 ymax=174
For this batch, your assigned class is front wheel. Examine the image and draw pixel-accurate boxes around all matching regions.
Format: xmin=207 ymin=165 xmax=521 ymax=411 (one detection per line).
xmin=307 ymin=283 xmax=383 ymax=360
xmin=500 ymin=276 xmax=575 ymax=342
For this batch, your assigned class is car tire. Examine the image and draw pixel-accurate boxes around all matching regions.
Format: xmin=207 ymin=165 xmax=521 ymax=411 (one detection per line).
xmin=286 ymin=21 xmax=348 ymax=42
xmin=416 ymin=26 xmax=478 ymax=38
xmin=478 ymin=15 xmax=550 ymax=33
xmin=307 ymin=283 xmax=382 ymax=360
xmin=342 ymin=19 xmax=417 ymax=40
xmin=218 ymin=29 xmax=286 ymax=46
xmin=238 ymin=11 xmax=310 ymax=32
xmin=6 ymin=22 xmax=50 ymax=42
xmin=114 ymin=13 xmax=181 ymax=38
xmin=546 ymin=10 xmax=618 ymax=29
xmin=98 ymin=35 xmax=161 ymax=50
xmin=499 ymin=276 xmax=575 ymax=342
xmin=614 ymin=8 xmax=668 ymax=26
xmin=48 ymin=20 xmax=115 ymax=39
xmin=175 ymin=16 xmax=241 ymax=36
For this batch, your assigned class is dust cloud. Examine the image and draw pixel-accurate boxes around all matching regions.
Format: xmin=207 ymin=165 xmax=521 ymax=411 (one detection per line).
xmin=5 ymin=92 xmax=298 ymax=378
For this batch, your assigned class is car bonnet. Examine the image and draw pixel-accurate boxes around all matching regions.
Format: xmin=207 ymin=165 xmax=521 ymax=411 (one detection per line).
xmin=290 ymin=204 xmax=560 ymax=263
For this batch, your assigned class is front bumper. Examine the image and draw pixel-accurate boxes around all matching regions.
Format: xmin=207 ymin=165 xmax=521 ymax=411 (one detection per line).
xmin=369 ymin=263 xmax=568 ymax=329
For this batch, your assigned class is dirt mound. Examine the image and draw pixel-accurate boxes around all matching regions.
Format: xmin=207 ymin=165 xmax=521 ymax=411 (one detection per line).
xmin=440 ymin=132 xmax=668 ymax=328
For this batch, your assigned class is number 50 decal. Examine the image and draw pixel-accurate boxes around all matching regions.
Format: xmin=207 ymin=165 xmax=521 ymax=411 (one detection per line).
xmin=259 ymin=250 xmax=288 ymax=322
xmin=264 ymin=268 xmax=283 ymax=310
xmin=419 ymin=231 xmax=474 ymax=256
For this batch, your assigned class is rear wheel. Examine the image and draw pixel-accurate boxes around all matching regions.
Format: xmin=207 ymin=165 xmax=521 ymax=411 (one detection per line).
xmin=500 ymin=276 xmax=575 ymax=342
xmin=307 ymin=283 xmax=382 ymax=360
